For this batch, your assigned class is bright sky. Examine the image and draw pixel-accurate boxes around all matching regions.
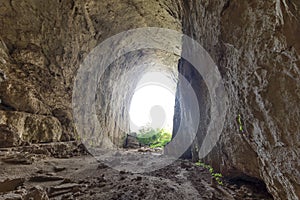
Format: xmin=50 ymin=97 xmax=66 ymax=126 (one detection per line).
xmin=129 ymin=72 xmax=176 ymax=133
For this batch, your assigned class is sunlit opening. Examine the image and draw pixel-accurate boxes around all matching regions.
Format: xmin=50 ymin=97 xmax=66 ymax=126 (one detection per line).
xmin=129 ymin=72 xmax=176 ymax=134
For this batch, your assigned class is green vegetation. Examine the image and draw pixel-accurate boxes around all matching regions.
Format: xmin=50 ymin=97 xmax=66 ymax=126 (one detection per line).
xmin=196 ymin=161 xmax=223 ymax=185
xmin=136 ymin=127 xmax=172 ymax=148
xmin=237 ymin=114 xmax=244 ymax=132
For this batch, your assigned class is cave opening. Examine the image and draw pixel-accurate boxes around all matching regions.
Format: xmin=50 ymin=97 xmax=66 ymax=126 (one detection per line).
xmin=129 ymin=71 xmax=177 ymax=148
xmin=0 ymin=0 xmax=298 ymax=198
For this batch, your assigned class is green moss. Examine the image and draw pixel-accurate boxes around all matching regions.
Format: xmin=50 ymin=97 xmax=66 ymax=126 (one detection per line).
xmin=196 ymin=161 xmax=223 ymax=185
xmin=237 ymin=114 xmax=244 ymax=132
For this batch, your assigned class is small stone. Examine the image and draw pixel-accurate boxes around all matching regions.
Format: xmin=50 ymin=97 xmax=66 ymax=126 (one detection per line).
xmin=48 ymin=183 xmax=82 ymax=197
xmin=114 ymin=151 xmax=122 ymax=157
xmin=61 ymin=178 xmax=73 ymax=184
xmin=36 ymin=169 xmax=45 ymax=174
xmin=108 ymin=158 xmax=121 ymax=166
xmin=247 ymin=192 xmax=253 ymax=197
xmin=24 ymin=186 xmax=49 ymax=200
xmin=46 ymin=172 xmax=57 ymax=176
xmin=0 ymin=193 xmax=23 ymax=200
xmin=53 ymin=166 xmax=66 ymax=172
xmin=2 ymin=153 xmax=33 ymax=165
xmin=73 ymin=192 xmax=81 ymax=197
xmin=97 ymin=163 xmax=108 ymax=169
xmin=29 ymin=175 xmax=64 ymax=182
xmin=51 ymin=183 xmax=81 ymax=190
xmin=0 ymin=178 xmax=25 ymax=193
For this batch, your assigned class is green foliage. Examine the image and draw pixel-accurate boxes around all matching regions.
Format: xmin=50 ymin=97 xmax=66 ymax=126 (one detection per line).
xmin=196 ymin=161 xmax=223 ymax=185
xmin=237 ymin=114 xmax=244 ymax=132
xmin=136 ymin=127 xmax=172 ymax=148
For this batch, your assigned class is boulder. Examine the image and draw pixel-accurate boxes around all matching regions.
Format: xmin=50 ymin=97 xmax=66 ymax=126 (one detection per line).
xmin=0 ymin=124 xmax=20 ymax=148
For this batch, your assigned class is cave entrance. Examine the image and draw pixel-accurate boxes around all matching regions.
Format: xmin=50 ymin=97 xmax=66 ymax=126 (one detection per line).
xmin=129 ymin=71 xmax=177 ymax=148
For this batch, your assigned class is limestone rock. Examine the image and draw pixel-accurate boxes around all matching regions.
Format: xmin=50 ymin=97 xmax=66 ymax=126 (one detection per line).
xmin=0 ymin=0 xmax=299 ymax=199
xmin=124 ymin=134 xmax=141 ymax=149
xmin=176 ymin=1 xmax=300 ymax=199
xmin=0 ymin=124 xmax=20 ymax=147
xmin=0 ymin=80 xmax=51 ymax=115
xmin=29 ymin=175 xmax=64 ymax=182
xmin=0 ymin=111 xmax=62 ymax=144
xmin=1 ymin=152 xmax=34 ymax=165
xmin=0 ymin=178 xmax=25 ymax=193
xmin=24 ymin=186 xmax=49 ymax=200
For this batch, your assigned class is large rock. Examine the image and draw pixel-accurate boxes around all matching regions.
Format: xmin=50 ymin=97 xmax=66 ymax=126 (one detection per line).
xmin=0 ymin=124 xmax=20 ymax=147
xmin=24 ymin=186 xmax=49 ymax=200
xmin=0 ymin=80 xmax=51 ymax=115
xmin=124 ymin=133 xmax=141 ymax=149
xmin=0 ymin=111 xmax=62 ymax=144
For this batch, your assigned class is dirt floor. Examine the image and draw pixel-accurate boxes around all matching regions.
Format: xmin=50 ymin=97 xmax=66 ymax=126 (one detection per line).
xmin=0 ymin=143 xmax=273 ymax=200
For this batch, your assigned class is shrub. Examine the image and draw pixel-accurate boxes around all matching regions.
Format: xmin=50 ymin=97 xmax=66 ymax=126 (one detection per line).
xmin=136 ymin=127 xmax=172 ymax=148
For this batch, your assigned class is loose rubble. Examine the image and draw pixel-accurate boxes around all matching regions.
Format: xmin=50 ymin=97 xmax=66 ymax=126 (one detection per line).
xmin=0 ymin=143 xmax=273 ymax=200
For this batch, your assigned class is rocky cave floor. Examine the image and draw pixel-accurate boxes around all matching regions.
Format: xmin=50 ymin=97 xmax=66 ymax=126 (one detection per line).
xmin=0 ymin=142 xmax=273 ymax=200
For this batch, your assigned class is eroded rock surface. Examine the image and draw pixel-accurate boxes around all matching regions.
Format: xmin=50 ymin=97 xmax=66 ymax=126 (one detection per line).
xmin=175 ymin=1 xmax=300 ymax=199
xmin=0 ymin=0 xmax=299 ymax=199
xmin=0 ymin=0 xmax=181 ymax=146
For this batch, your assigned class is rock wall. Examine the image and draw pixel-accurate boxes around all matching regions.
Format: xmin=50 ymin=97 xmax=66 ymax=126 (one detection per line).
xmin=0 ymin=0 xmax=181 ymax=146
xmin=176 ymin=0 xmax=300 ymax=199
xmin=0 ymin=0 xmax=299 ymax=199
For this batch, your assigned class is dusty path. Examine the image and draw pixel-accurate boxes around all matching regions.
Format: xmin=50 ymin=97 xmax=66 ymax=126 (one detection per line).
xmin=0 ymin=144 xmax=273 ymax=200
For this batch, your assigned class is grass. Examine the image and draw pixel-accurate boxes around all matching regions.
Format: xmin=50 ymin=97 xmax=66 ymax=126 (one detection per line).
xmin=136 ymin=127 xmax=172 ymax=148
xmin=237 ymin=114 xmax=244 ymax=132
xmin=196 ymin=161 xmax=223 ymax=185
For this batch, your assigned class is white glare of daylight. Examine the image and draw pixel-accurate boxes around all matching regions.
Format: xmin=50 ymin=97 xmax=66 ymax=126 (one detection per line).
xmin=129 ymin=72 xmax=176 ymax=133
